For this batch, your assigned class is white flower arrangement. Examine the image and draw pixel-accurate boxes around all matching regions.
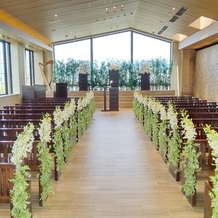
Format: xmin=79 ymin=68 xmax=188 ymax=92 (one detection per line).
xmin=147 ymin=98 xmax=153 ymax=110
xmin=78 ymin=91 xmax=95 ymax=111
xmin=38 ymin=113 xmax=52 ymax=143
xmin=159 ymin=104 xmax=168 ymax=121
xmin=204 ymin=125 xmax=218 ymax=162
xmin=69 ymin=99 xmax=76 ymax=116
xmin=151 ymin=99 xmax=160 ymax=114
xmin=143 ymin=96 xmax=148 ymax=107
xmin=77 ymin=63 xmax=89 ymax=75
xmin=109 ymin=63 xmax=119 ymax=71
xmin=62 ymin=102 xmax=71 ymax=121
xmin=11 ymin=122 xmax=34 ymax=170
xmin=180 ymin=111 xmax=196 ymax=141
xmin=139 ymin=62 xmax=152 ymax=74
xmin=167 ymin=102 xmax=178 ymax=129
xmin=53 ymin=106 xmax=64 ymax=127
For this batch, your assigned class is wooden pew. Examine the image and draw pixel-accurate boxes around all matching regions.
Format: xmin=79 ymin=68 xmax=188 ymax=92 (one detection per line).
xmin=0 ymin=163 xmax=14 ymax=203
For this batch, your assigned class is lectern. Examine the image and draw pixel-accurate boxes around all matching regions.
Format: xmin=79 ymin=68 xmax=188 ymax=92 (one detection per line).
xmin=109 ymin=70 xmax=119 ymax=111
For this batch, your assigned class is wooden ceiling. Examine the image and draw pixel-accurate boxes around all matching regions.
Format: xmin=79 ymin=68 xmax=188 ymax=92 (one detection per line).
xmin=0 ymin=0 xmax=218 ymax=50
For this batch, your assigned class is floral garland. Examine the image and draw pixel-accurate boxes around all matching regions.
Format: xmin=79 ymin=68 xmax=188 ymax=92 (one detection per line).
xmin=151 ymin=99 xmax=160 ymax=149
xmin=10 ymin=122 xmax=34 ymax=218
xmin=158 ymin=104 xmax=168 ymax=157
xmin=69 ymin=99 xmax=77 ymax=146
xmin=77 ymin=91 xmax=95 ymax=139
xmin=53 ymin=106 xmax=65 ymax=172
xmin=62 ymin=102 xmax=71 ymax=160
xmin=138 ymin=62 xmax=152 ymax=74
xmin=167 ymin=101 xmax=182 ymax=170
xmin=37 ymin=113 xmax=54 ymax=206
xmin=145 ymin=98 xmax=154 ymax=138
xmin=204 ymin=125 xmax=218 ymax=218
xmin=180 ymin=109 xmax=200 ymax=197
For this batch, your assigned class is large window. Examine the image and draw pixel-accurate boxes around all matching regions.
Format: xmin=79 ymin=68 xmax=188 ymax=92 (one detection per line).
xmin=53 ymin=30 xmax=171 ymax=63
xmin=0 ymin=40 xmax=12 ymax=95
xmin=93 ymin=32 xmax=131 ymax=64
xmin=54 ymin=39 xmax=90 ymax=63
xmin=25 ymin=49 xmax=35 ymax=86
xmin=133 ymin=32 xmax=171 ymax=61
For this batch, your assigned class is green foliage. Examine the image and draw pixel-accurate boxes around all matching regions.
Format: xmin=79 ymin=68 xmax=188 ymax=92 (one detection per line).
xmin=158 ymin=120 xmax=168 ymax=156
xmin=181 ymin=141 xmax=200 ymax=197
xmin=10 ymin=166 xmax=32 ymax=218
xmin=37 ymin=141 xmax=53 ymax=206
xmin=168 ymin=127 xmax=182 ymax=171
xmin=53 ymin=126 xmax=64 ymax=171
xmin=181 ymin=110 xmax=200 ymax=197
xmin=54 ymin=58 xmax=172 ymax=90
xmin=152 ymin=113 xmax=159 ymax=149
xmin=204 ymin=125 xmax=218 ymax=218
xmin=149 ymin=57 xmax=173 ymax=88
xmin=70 ymin=115 xmax=78 ymax=146
xmin=62 ymin=120 xmax=71 ymax=160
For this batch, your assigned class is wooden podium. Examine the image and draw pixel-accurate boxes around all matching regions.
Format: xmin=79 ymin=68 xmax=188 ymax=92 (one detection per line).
xmin=79 ymin=74 xmax=88 ymax=91
xmin=141 ymin=73 xmax=150 ymax=90
xmin=56 ymin=83 xmax=68 ymax=97
xmin=109 ymin=70 xmax=119 ymax=111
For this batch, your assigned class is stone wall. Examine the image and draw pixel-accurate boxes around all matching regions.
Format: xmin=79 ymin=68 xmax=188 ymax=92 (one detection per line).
xmin=193 ymin=44 xmax=218 ymax=101
xmin=181 ymin=49 xmax=195 ymax=96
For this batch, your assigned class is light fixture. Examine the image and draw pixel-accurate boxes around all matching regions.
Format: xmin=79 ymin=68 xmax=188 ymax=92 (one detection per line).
xmin=121 ymin=5 xmax=124 ymax=11
xmin=106 ymin=8 xmax=109 ymax=14
xmin=113 ymin=6 xmax=116 ymax=12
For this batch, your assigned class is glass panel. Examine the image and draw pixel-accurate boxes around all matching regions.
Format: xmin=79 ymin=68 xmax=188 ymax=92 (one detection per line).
xmin=93 ymin=31 xmax=131 ymax=64
xmin=54 ymin=39 xmax=90 ymax=62
xmin=25 ymin=49 xmax=35 ymax=86
xmin=133 ymin=32 xmax=171 ymax=61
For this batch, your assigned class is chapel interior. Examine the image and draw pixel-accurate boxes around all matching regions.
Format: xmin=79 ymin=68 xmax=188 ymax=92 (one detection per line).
xmin=1 ymin=1 xmax=218 ymax=217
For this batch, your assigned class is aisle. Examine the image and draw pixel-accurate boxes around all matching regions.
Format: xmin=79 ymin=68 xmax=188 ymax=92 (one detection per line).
xmin=0 ymin=109 xmax=204 ymax=217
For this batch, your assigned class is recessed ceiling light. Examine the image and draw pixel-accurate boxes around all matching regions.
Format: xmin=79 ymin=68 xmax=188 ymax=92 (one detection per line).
xmin=55 ymin=14 xmax=58 ymax=17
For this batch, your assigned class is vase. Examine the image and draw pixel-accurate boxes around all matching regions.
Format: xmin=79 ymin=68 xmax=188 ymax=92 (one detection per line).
xmin=140 ymin=73 xmax=150 ymax=90
xmin=79 ymin=74 xmax=88 ymax=91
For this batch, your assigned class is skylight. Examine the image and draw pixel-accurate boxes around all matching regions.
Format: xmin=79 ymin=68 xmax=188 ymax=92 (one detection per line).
xmin=189 ymin=16 xmax=217 ymax=30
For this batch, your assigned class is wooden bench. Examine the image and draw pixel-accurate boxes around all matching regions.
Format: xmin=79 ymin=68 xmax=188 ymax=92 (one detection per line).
xmin=0 ymin=163 xmax=14 ymax=203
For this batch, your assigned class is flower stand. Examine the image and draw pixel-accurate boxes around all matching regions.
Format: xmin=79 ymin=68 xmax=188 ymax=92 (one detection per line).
xmin=140 ymin=73 xmax=150 ymax=90
xmin=79 ymin=74 xmax=88 ymax=91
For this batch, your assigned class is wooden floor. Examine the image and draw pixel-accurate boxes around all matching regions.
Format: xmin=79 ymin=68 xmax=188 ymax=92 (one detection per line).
xmin=0 ymin=109 xmax=205 ymax=218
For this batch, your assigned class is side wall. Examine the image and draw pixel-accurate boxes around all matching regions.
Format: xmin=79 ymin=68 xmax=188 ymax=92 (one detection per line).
xmin=193 ymin=44 xmax=218 ymax=101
